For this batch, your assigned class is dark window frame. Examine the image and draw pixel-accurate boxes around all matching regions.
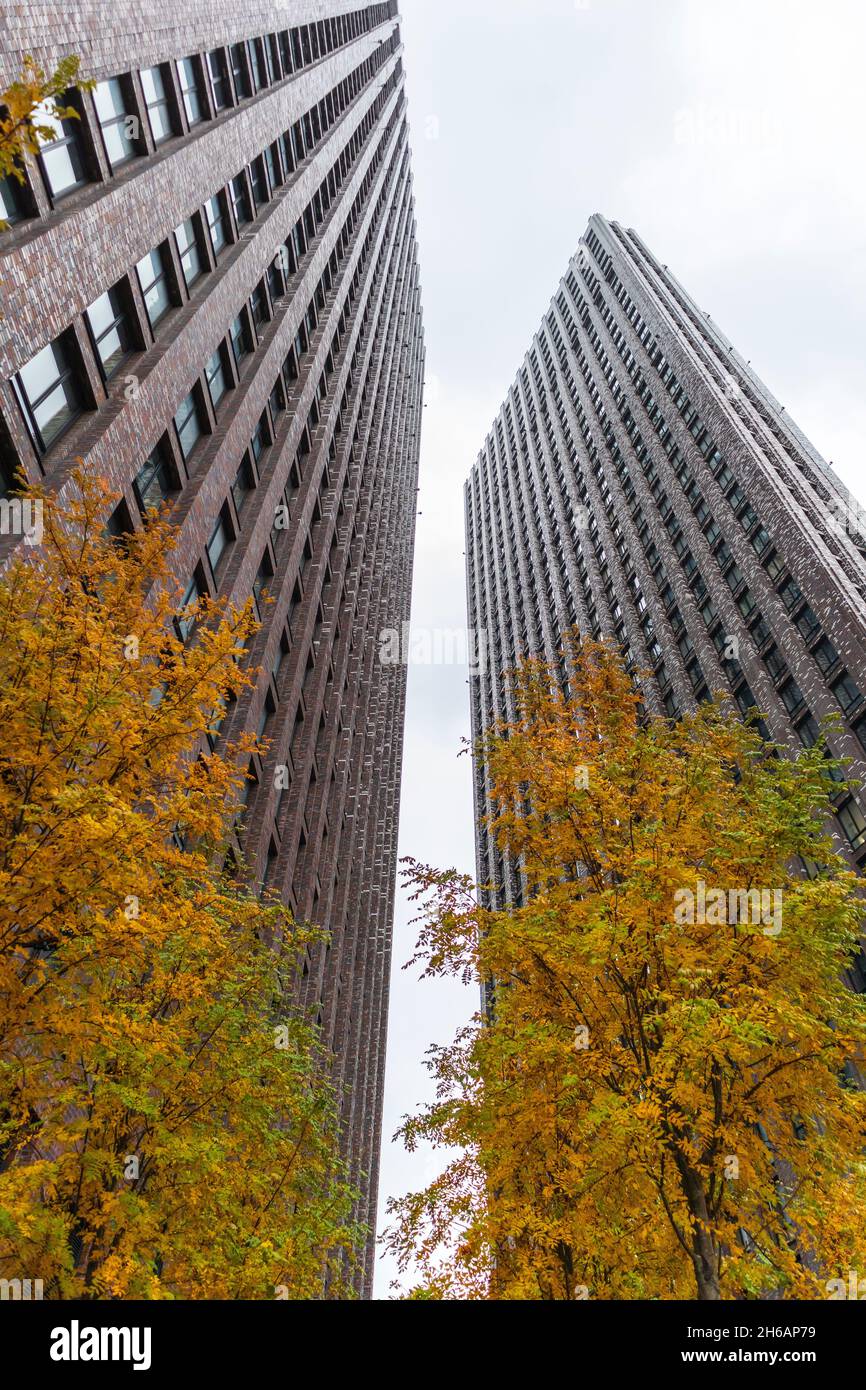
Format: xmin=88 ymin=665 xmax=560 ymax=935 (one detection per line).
xmin=229 ymin=311 xmax=252 ymax=369
xmin=11 ymin=331 xmax=84 ymax=455
xmin=206 ymin=48 xmax=232 ymax=111
xmin=229 ymin=43 xmax=252 ymax=100
xmin=0 ymin=167 xmax=32 ymax=224
xmin=136 ymin=242 xmax=175 ymax=331
xmin=232 ymin=454 xmax=255 ymax=512
xmin=249 ymin=155 xmax=269 ymax=210
xmin=205 ymin=342 xmax=230 ymax=410
xmin=174 ymin=216 xmax=205 ymax=290
xmin=207 ymin=505 xmax=234 ymax=581
xmin=36 ymin=96 xmax=89 ymax=201
xmin=204 ymin=191 xmax=230 ymax=255
xmin=174 ymin=387 xmax=206 ymax=462
xmin=134 ymin=439 xmax=178 ymax=516
xmin=176 ymin=56 xmax=205 ymax=125
xmin=229 ymin=171 xmax=252 ymax=228
xmin=93 ymin=75 xmax=139 ymax=169
xmin=85 ymin=281 xmax=135 ymax=381
xmin=141 ymin=64 xmax=175 ymax=144
xmin=176 ymin=564 xmax=208 ymax=643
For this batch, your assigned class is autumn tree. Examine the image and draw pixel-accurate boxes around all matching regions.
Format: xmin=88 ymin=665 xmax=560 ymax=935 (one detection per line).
xmin=1 ymin=55 xmax=90 ymax=230
xmin=0 ymin=474 xmax=361 ymax=1298
xmin=387 ymin=636 xmax=866 ymax=1300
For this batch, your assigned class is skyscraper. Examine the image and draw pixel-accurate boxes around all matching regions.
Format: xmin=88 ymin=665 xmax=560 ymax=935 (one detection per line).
xmin=465 ymin=214 xmax=866 ymax=959
xmin=0 ymin=1 xmax=424 ymax=1295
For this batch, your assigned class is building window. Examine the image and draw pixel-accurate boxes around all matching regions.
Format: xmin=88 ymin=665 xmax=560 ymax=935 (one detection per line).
xmin=86 ymin=283 xmax=133 ymax=379
xmin=174 ymin=390 xmax=204 ymax=460
xmin=253 ymin=553 xmax=274 ymax=616
xmin=764 ymin=645 xmax=786 ymax=683
xmin=229 ymin=173 xmax=252 ymax=228
xmin=248 ymin=39 xmax=268 ymax=91
xmin=205 ymin=346 xmax=229 ymax=410
xmin=794 ymin=604 xmax=820 ymax=642
xmin=812 ymin=636 xmax=839 ymax=674
xmin=279 ymin=32 xmax=294 ymax=76
xmin=269 ymin=377 xmax=285 ymax=420
xmin=236 ymin=760 xmax=257 ymax=823
xmin=232 ymin=456 xmax=255 ymax=512
xmin=206 ymin=49 xmax=231 ymax=111
xmin=141 ymin=66 xmax=173 ymax=144
xmin=106 ymin=498 xmax=134 ymax=538
xmin=250 ymin=413 xmax=268 ymax=463
xmin=207 ymin=509 xmax=232 ymax=579
xmin=229 ymin=44 xmax=251 ymax=100
xmin=136 ymin=244 xmax=173 ymax=329
xmin=283 ymin=344 xmax=299 ymax=384
xmin=848 ymin=948 xmax=866 ymax=994
xmin=287 ymin=127 xmax=301 ymax=173
xmin=12 ymin=333 xmax=82 ymax=453
xmin=257 ymin=690 xmax=277 ymax=740
xmin=93 ymin=77 xmax=138 ymax=168
xmin=288 ymin=579 xmax=302 ymax=630
xmin=134 ymin=442 xmax=176 ymax=514
xmin=250 ymin=282 xmax=268 ymax=333
xmin=833 ymin=671 xmax=864 ymax=715
xmin=177 ymin=568 xmax=206 ymax=643
xmin=0 ymin=171 xmax=28 ymax=224
xmin=249 ymin=156 xmax=269 ymax=210
xmin=174 ymin=218 xmax=203 ymax=289
xmin=204 ymin=193 xmax=229 ymax=255
xmin=838 ymin=797 xmax=866 ymax=853
xmin=272 ymin=627 xmax=290 ymax=681
xmin=778 ymin=575 xmax=802 ymax=611
xmin=176 ymin=57 xmax=204 ymax=125
xmin=229 ymin=313 xmax=251 ymax=368
xmin=0 ymin=456 xmax=18 ymax=500
xmin=268 ymin=259 xmax=285 ymax=304
xmin=796 ymin=713 xmax=820 ymax=748
xmin=751 ymin=525 xmax=771 ymax=557
xmin=265 ymin=142 xmax=282 ymax=190
xmin=36 ymin=104 xmax=88 ymax=200
xmin=778 ymin=678 xmax=805 ymax=717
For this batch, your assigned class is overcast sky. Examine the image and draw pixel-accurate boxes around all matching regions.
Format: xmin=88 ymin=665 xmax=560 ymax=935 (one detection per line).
xmin=374 ymin=0 xmax=866 ymax=1297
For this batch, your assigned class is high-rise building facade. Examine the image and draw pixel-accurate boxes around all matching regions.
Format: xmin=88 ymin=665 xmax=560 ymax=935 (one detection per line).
xmin=465 ymin=214 xmax=866 ymax=952
xmin=0 ymin=1 xmax=424 ymax=1295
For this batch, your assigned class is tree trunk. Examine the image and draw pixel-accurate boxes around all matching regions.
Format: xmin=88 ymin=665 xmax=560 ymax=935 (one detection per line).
xmin=692 ymin=1228 xmax=721 ymax=1300
xmin=675 ymin=1152 xmax=722 ymax=1299
xmin=687 ymin=1184 xmax=721 ymax=1299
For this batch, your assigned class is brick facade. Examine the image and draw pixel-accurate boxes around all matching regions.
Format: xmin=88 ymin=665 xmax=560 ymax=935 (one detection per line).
xmin=0 ymin=0 xmax=425 ymax=1296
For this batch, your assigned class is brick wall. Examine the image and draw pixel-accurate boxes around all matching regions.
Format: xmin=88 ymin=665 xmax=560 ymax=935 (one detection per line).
xmin=0 ymin=0 xmax=423 ymax=1297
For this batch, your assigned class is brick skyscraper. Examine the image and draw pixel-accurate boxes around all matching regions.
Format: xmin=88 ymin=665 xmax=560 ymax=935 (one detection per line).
xmin=465 ymin=215 xmax=866 ymax=978
xmin=0 ymin=1 xmax=424 ymax=1295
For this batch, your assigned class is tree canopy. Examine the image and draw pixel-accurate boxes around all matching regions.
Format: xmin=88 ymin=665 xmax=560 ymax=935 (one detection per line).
xmin=0 ymin=474 xmax=361 ymax=1298
xmin=387 ymin=637 xmax=866 ymax=1300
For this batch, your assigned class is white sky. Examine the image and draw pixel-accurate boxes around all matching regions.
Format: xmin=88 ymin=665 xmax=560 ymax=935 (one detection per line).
xmin=374 ymin=0 xmax=866 ymax=1297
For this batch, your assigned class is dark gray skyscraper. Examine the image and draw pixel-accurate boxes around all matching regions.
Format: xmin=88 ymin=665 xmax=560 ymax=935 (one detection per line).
xmin=0 ymin=1 xmax=424 ymax=1295
xmin=465 ymin=214 xmax=866 ymax=962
